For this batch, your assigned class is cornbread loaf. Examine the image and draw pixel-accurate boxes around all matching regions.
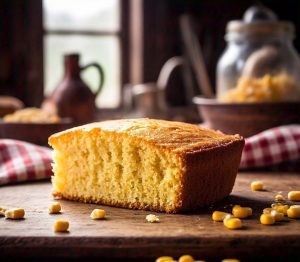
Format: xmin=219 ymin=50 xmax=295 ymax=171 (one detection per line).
xmin=49 ymin=118 xmax=244 ymax=213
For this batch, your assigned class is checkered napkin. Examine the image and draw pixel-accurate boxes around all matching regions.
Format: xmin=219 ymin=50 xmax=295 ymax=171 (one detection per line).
xmin=240 ymin=125 xmax=300 ymax=169
xmin=0 ymin=139 xmax=52 ymax=186
xmin=0 ymin=125 xmax=300 ymax=186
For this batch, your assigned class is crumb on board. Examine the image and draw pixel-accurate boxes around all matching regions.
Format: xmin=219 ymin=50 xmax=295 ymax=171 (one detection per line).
xmin=51 ymin=190 xmax=62 ymax=200
xmin=146 ymin=214 xmax=159 ymax=223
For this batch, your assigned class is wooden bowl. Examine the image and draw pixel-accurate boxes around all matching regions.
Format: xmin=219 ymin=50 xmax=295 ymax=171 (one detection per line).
xmin=0 ymin=120 xmax=74 ymax=147
xmin=193 ymin=96 xmax=300 ymax=137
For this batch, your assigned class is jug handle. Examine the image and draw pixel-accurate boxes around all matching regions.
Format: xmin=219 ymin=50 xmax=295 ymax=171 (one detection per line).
xmin=81 ymin=63 xmax=105 ymax=96
xmin=157 ymin=56 xmax=184 ymax=90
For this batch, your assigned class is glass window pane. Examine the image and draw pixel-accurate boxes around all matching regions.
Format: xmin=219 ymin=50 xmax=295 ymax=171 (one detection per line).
xmin=43 ymin=0 xmax=120 ymax=32
xmin=44 ymin=35 xmax=120 ymax=108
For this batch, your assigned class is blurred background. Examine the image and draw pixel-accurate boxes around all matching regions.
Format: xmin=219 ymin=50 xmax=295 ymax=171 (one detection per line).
xmin=1 ymin=0 xmax=300 ymax=123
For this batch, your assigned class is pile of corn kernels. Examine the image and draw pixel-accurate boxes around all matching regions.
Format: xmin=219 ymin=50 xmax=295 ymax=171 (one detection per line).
xmin=211 ymin=181 xmax=300 ymax=229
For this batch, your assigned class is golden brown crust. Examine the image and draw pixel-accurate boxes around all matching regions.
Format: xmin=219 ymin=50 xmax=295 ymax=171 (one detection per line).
xmin=49 ymin=118 xmax=243 ymax=154
xmin=178 ymin=139 xmax=245 ymax=212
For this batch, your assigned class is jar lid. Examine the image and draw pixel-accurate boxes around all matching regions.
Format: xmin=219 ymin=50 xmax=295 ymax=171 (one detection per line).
xmin=227 ymin=5 xmax=294 ymax=34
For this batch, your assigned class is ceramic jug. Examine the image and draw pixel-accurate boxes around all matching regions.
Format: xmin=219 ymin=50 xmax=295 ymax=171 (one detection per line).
xmin=42 ymin=53 xmax=104 ymax=122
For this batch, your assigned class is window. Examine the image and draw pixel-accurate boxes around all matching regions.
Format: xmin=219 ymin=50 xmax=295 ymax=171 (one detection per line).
xmin=43 ymin=0 xmax=121 ymax=108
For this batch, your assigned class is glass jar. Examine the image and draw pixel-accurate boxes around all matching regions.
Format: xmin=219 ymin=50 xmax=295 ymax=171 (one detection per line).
xmin=217 ymin=6 xmax=300 ymax=102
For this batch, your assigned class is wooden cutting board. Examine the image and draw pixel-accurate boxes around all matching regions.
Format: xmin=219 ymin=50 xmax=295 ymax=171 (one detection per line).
xmin=1 ymin=172 xmax=300 ymax=261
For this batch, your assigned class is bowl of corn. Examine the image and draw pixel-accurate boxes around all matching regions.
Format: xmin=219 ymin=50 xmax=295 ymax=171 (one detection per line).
xmin=193 ymin=97 xmax=300 ymax=137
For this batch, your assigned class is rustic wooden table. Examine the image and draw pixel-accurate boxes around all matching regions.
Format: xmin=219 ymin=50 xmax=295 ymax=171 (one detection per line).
xmin=1 ymin=172 xmax=300 ymax=262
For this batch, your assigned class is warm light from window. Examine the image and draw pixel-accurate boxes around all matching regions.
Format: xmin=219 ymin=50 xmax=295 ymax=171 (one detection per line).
xmin=43 ymin=0 xmax=121 ymax=108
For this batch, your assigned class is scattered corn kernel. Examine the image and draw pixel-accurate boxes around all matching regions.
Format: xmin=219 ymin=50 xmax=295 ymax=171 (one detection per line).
xmin=263 ymin=208 xmax=273 ymax=214
xmin=146 ymin=214 xmax=159 ymax=223
xmin=275 ymin=194 xmax=284 ymax=201
xmin=51 ymin=190 xmax=62 ymax=200
xmin=5 ymin=208 xmax=25 ymax=219
xmin=223 ymin=217 xmax=242 ymax=229
xmin=246 ymin=207 xmax=253 ymax=216
xmin=232 ymin=205 xmax=252 ymax=218
xmin=251 ymin=181 xmax=264 ymax=191
xmin=290 ymin=205 xmax=300 ymax=208
xmin=179 ymin=254 xmax=195 ymax=262
xmin=288 ymin=191 xmax=300 ymax=201
xmin=0 ymin=207 xmax=8 ymax=216
xmin=270 ymin=210 xmax=284 ymax=221
xmin=54 ymin=220 xmax=69 ymax=232
xmin=260 ymin=214 xmax=275 ymax=225
xmin=221 ymin=259 xmax=240 ymax=262
xmin=156 ymin=256 xmax=174 ymax=262
xmin=90 ymin=209 xmax=106 ymax=220
xmin=212 ymin=211 xmax=229 ymax=221
xmin=0 ymin=206 xmax=7 ymax=212
xmin=287 ymin=205 xmax=300 ymax=219
xmin=272 ymin=205 xmax=289 ymax=215
xmin=48 ymin=202 xmax=61 ymax=214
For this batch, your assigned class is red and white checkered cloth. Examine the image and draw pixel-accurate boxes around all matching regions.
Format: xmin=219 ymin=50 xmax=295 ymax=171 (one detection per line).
xmin=240 ymin=125 xmax=300 ymax=169
xmin=0 ymin=125 xmax=300 ymax=186
xmin=0 ymin=139 xmax=52 ymax=186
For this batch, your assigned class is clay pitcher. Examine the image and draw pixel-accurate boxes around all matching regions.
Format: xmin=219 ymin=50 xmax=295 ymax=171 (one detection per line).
xmin=42 ymin=53 xmax=104 ymax=123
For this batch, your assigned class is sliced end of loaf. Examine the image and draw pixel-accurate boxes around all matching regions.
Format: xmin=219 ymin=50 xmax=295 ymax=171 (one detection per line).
xmin=50 ymin=128 xmax=185 ymax=212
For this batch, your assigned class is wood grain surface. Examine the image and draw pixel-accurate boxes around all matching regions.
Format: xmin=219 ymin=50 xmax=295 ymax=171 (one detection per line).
xmin=1 ymin=172 xmax=300 ymax=262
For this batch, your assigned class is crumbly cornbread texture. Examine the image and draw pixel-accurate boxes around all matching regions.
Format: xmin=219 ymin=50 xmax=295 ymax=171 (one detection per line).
xmin=49 ymin=118 xmax=244 ymax=213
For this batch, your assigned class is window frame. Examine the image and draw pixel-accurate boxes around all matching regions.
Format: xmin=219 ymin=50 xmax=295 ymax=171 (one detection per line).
xmin=42 ymin=0 xmax=129 ymax=111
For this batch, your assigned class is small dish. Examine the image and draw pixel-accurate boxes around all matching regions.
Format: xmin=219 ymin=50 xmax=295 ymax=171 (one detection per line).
xmin=193 ymin=96 xmax=300 ymax=137
xmin=0 ymin=119 xmax=74 ymax=147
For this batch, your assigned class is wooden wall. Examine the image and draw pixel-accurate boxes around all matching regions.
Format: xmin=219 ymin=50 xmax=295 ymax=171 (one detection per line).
xmin=0 ymin=0 xmax=43 ymax=107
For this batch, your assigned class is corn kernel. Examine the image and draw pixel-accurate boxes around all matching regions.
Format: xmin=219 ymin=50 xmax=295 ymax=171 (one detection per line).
xmin=0 ymin=206 xmax=7 ymax=212
xmin=51 ymin=190 xmax=62 ymax=200
xmin=90 ymin=209 xmax=106 ymax=220
xmin=54 ymin=220 xmax=69 ymax=232
xmin=270 ymin=210 xmax=284 ymax=221
xmin=246 ymin=207 xmax=253 ymax=216
xmin=5 ymin=208 xmax=25 ymax=219
xmin=260 ymin=214 xmax=275 ymax=225
xmin=263 ymin=208 xmax=273 ymax=214
xmin=251 ymin=181 xmax=264 ymax=191
xmin=275 ymin=194 xmax=284 ymax=201
xmin=212 ymin=211 xmax=229 ymax=221
xmin=48 ymin=202 xmax=61 ymax=214
xmin=156 ymin=256 xmax=174 ymax=262
xmin=223 ymin=217 xmax=242 ymax=229
xmin=0 ymin=207 xmax=8 ymax=216
xmin=232 ymin=205 xmax=252 ymax=218
xmin=288 ymin=191 xmax=300 ymax=201
xmin=272 ymin=205 xmax=289 ymax=215
xmin=221 ymin=259 xmax=240 ymax=262
xmin=146 ymin=214 xmax=159 ymax=223
xmin=287 ymin=205 xmax=300 ymax=219
xmin=290 ymin=205 xmax=300 ymax=208
xmin=179 ymin=254 xmax=195 ymax=262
